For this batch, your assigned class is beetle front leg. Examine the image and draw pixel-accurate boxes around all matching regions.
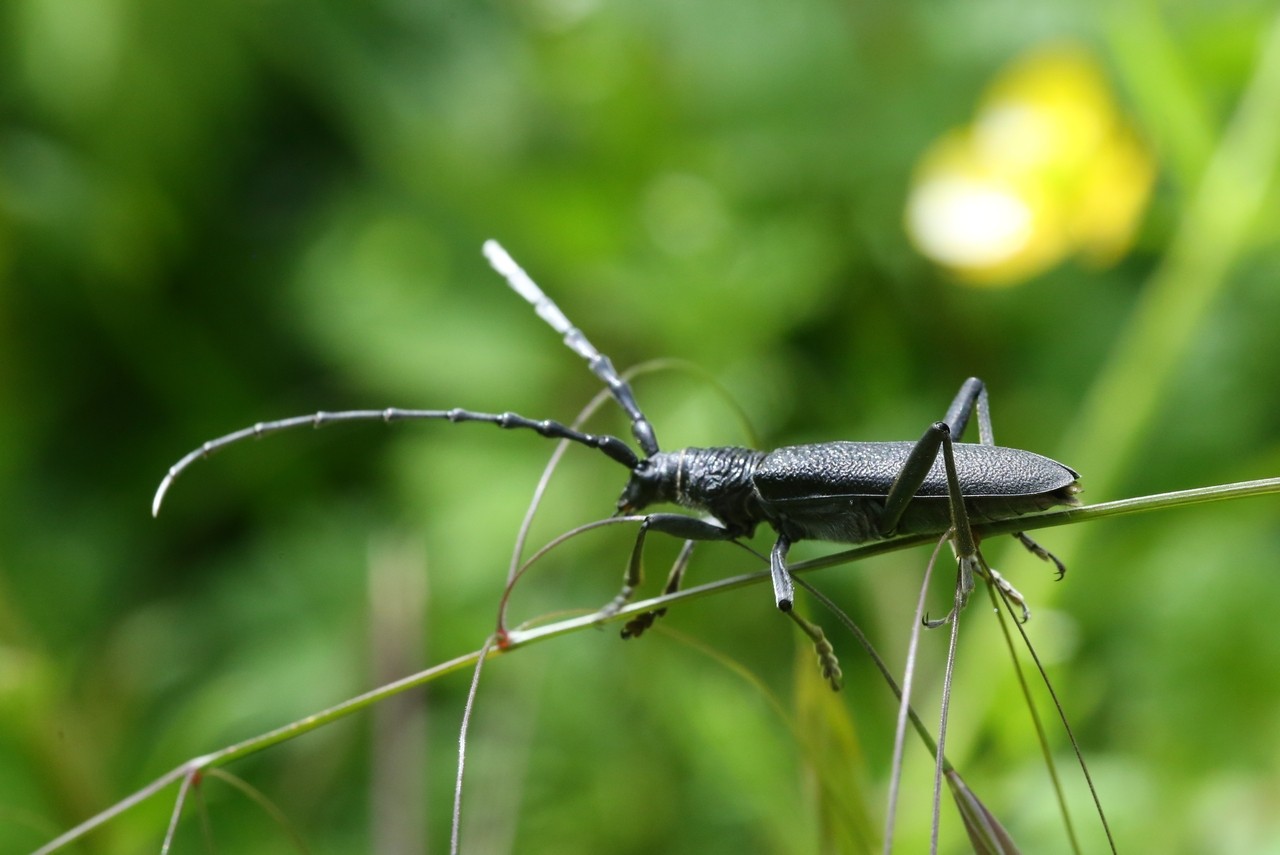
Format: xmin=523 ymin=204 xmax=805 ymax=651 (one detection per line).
xmin=600 ymin=513 xmax=737 ymax=627
xmin=615 ymin=517 xmax=843 ymax=691
xmin=620 ymin=540 xmax=696 ymax=639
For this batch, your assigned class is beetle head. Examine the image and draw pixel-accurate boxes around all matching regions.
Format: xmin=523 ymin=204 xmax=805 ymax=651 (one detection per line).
xmin=616 ymin=452 xmax=678 ymax=514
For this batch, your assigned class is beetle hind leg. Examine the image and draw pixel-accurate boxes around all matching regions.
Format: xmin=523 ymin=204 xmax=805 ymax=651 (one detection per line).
xmin=926 ymin=557 xmax=1030 ymax=627
xmin=1014 ymin=531 xmax=1068 ymax=580
xmin=600 ymin=513 xmax=736 ymax=633
xmin=923 ymin=549 xmax=982 ymax=628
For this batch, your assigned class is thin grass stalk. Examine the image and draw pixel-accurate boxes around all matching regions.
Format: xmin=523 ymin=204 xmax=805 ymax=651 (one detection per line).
xmin=884 ymin=534 xmax=948 ymax=853
xmin=982 ymin=578 xmax=1084 ymax=855
xmin=989 ymin=580 xmax=1118 ymax=854
xmin=35 ymin=476 xmax=1280 ymax=853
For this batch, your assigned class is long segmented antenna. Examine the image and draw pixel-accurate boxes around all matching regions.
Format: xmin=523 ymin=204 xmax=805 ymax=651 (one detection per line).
xmin=152 ymin=408 xmax=639 ymax=517
xmin=482 ymin=240 xmax=660 ymax=457
xmin=152 ymin=241 xmax=653 ymax=516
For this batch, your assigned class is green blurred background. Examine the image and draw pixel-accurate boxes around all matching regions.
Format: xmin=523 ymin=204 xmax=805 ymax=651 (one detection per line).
xmin=4 ymin=1 xmax=1280 ymax=852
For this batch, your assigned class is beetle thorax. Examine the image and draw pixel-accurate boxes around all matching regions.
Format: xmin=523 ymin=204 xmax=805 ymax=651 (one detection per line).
xmin=617 ymin=447 xmax=766 ymax=535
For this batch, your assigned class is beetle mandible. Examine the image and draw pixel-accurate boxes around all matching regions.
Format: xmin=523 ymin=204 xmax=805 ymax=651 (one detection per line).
xmin=153 ymin=241 xmax=1081 ymax=689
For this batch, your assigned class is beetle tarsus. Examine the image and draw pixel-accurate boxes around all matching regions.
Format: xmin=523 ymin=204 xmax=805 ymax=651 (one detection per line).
xmin=1015 ymin=531 xmax=1069 ymax=580
xmin=986 ymin=567 xmax=1030 ymax=623
xmin=620 ymin=610 xmax=663 ymax=638
xmin=786 ymin=610 xmax=843 ymax=691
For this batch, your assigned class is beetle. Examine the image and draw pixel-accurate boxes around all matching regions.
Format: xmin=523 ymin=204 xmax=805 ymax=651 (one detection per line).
xmin=153 ymin=240 xmax=1081 ymax=688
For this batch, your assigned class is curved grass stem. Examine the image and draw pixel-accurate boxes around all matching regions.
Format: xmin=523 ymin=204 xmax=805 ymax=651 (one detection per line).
xmin=36 ymin=475 xmax=1280 ymax=853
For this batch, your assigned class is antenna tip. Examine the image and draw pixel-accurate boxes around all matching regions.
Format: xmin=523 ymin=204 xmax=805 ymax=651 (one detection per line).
xmin=482 ymin=239 xmax=514 ymax=272
xmin=151 ymin=478 xmax=171 ymax=518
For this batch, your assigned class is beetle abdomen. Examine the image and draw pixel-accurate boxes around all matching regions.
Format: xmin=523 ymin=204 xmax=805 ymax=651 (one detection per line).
xmin=755 ymin=441 xmax=1078 ymax=501
xmin=753 ymin=440 xmax=1080 ymax=544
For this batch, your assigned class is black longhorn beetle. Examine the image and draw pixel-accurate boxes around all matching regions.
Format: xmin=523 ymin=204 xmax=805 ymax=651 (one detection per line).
xmin=154 ymin=240 xmax=1081 ymax=689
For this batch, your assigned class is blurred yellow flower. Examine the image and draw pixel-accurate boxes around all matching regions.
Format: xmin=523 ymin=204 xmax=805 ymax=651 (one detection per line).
xmin=905 ymin=44 xmax=1154 ymax=286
